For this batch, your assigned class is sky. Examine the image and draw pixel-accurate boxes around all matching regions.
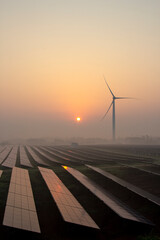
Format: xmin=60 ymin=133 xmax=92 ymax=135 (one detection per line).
xmin=0 ymin=0 xmax=160 ymax=141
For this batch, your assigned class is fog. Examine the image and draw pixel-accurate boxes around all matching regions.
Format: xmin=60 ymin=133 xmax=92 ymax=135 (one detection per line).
xmin=1 ymin=0 xmax=160 ymax=143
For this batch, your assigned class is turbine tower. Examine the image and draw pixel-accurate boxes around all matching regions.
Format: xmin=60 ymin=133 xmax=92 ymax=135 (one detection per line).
xmin=102 ymin=77 xmax=133 ymax=141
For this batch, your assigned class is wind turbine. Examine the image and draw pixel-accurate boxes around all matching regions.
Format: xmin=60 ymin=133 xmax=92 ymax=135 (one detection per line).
xmin=102 ymin=77 xmax=133 ymax=141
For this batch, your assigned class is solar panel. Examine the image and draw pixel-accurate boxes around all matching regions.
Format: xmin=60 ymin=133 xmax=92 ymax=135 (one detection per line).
xmin=63 ymin=166 xmax=153 ymax=225
xmin=3 ymin=167 xmax=40 ymax=233
xmin=64 ymin=147 xmax=98 ymax=162
xmin=2 ymin=146 xmax=18 ymax=168
xmin=39 ymin=146 xmax=76 ymax=164
xmin=26 ymin=146 xmax=50 ymax=166
xmin=122 ymin=163 xmax=160 ymax=177
xmin=33 ymin=147 xmax=61 ymax=164
xmin=44 ymin=149 xmax=72 ymax=162
xmin=0 ymin=146 xmax=12 ymax=164
xmin=45 ymin=147 xmax=80 ymax=162
xmin=19 ymin=146 xmax=33 ymax=167
xmin=86 ymin=165 xmax=160 ymax=207
xmin=0 ymin=146 xmax=6 ymax=153
xmin=39 ymin=167 xmax=99 ymax=229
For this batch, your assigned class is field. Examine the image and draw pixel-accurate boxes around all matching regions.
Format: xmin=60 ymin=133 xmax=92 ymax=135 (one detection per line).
xmin=0 ymin=144 xmax=160 ymax=240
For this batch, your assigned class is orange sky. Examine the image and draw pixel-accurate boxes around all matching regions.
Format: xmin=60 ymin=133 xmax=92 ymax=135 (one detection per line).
xmin=0 ymin=0 xmax=160 ymax=140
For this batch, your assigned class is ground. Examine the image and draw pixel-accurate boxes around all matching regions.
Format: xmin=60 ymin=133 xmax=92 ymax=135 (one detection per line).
xmin=0 ymin=144 xmax=160 ymax=240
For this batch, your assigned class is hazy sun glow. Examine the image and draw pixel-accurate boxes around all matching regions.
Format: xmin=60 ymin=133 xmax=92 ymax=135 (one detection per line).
xmin=76 ymin=117 xmax=81 ymax=122
xmin=0 ymin=1 xmax=160 ymax=140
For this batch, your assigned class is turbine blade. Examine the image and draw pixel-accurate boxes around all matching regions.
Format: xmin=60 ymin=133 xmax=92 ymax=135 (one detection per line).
xmin=101 ymin=101 xmax=113 ymax=120
xmin=115 ymin=97 xmax=136 ymax=99
xmin=103 ymin=76 xmax=115 ymax=97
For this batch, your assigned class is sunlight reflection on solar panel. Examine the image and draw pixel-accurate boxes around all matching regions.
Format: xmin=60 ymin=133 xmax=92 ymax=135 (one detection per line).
xmin=63 ymin=166 xmax=153 ymax=225
xmin=38 ymin=167 xmax=99 ymax=229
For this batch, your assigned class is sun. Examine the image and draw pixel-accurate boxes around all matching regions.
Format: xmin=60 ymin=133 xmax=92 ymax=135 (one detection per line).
xmin=76 ymin=117 xmax=81 ymax=122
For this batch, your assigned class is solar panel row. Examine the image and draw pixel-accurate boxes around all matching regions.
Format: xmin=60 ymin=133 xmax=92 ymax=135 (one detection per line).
xmin=26 ymin=146 xmax=50 ymax=166
xmin=88 ymin=146 xmax=153 ymax=162
xmin=42 ymin=147 xmax=75 ymax=163
xmin=47 ymin=146 xmax=90 ymax=163
xmin=86 ymin=165 xmax=160 ymax=207
xmin=39 ymin=167 xmax=99 ymax=229
xmin=67 ymin=148 xmax=101 ymax=162
xmin=2 ymin=146 xmax=18 ymax=168
xmin=33 ymin=147 xmax=61 ymax=164
xmin=0 ymin=145 xmax=6 ymax=153
xmin=63 ymin=166 xmax=152 ymax=225
xmin=67 ymin=148 xmax=98 ymax=161
xmin=0 ymin=146 xmax=12 ymax=164
xmin=121 ymin=163 xmax=160 ymax=177
xmin=20 ymin=146 xmax=33 ymax=167
xmin=3 ymin=167 xmax=40 ymax=233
